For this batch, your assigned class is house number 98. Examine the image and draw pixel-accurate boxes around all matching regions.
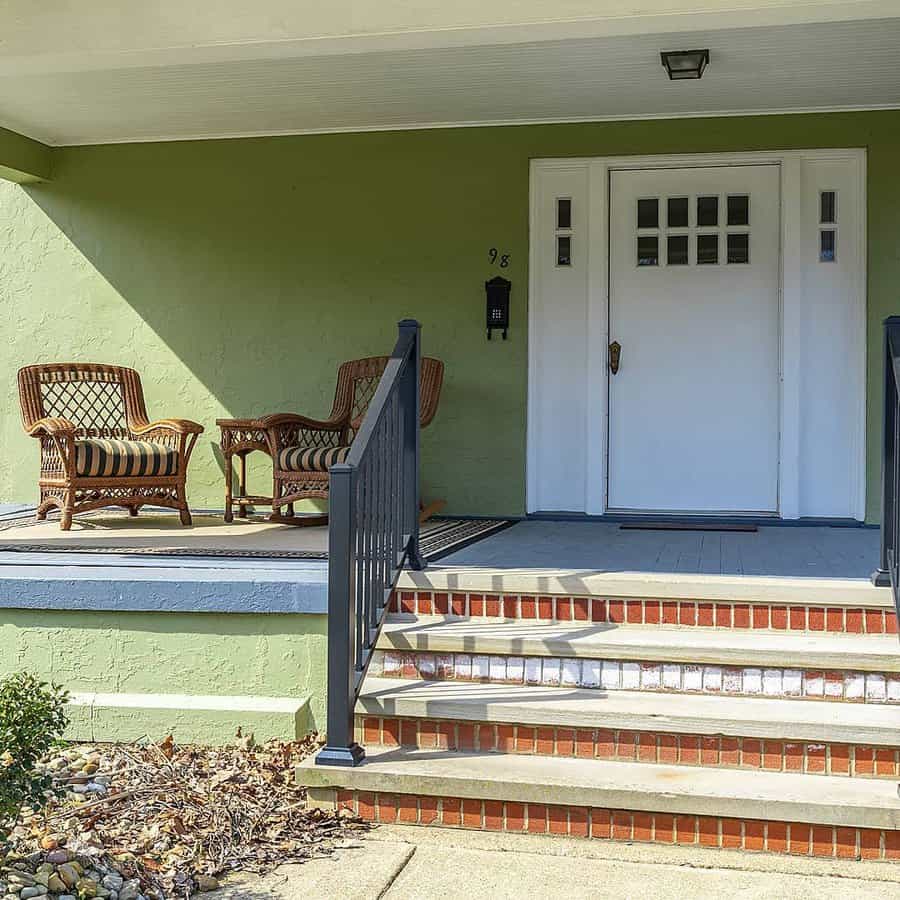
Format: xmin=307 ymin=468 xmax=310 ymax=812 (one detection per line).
xmin=489 ymin=248 xmax=510 ymax=268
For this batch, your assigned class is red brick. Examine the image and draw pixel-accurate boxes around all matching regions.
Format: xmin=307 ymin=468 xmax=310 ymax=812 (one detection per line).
xmin=484 ymin=595 xmax=501 ymax=617
xmin=556 ymin=729 xmax=575 ymax=756
xmin=442 ymin=797 xmax=462 ymax=827
xmin=433 ymin=592 xmax=449 ymax=615
xmin=400 ymin=592 xmax=416 ymax=613
xmin=675 ymin=815 xmax=697 ymax=845
xmin=885 ymin=830 xmax=900 ymax=860
xmin=637 ymin=732 xmax=657 ymax=762
xmin=805 ymin=743 xmax=826 ymax=773
xmin=573 ymin=598 xmax=590 ymax=621
xmin=591 ymin=599 xmax=607 ymax=622
xmin=767 ymin=821 xmax=787 ymax=853
xmin=789 ymin=606 xmax=806 ymax=630
xmin=865 ymin=609 xmax=884 ymax=634
xmin=855 ymin=746 xmax=875 ymax=775
xmin=626 ymin=600 xmax=643 ymax=623
xmin=742 ymin=738 xmax=762 ymax=768
xmin=557 ymin=598 xmax=573 ymax=621
xmin=484 ymin=800 xmax=503 ymax=831
xmin=503 ymin=595 xmax=518 ymax=618
xmin=400 ymin=719 xmax=418 ymax=746
xmin=752 ymin=605 xmax=769 ymax=629
xmin=457 ymin=723 xmax=476 ymax=751
xmin=497 ymin=725 xmax=515 ymax=753
xmin=451 ymin=593 xmax=467 ymax=616
xmin=680 ymin=735 xmax=700 ymax=765
xmin=378 ymin=794 xmax=397 ymax=823
xmin=784 ymin=743 xmax=803 ymax=772
xmin=536 ymin=727 xmax=555 ymax=755
xmin=698 ymin=816 xmax=719 ymax=847
xmin=437 ymin=721 xmax=454 ymax=750
xmin=860 ymin=828 xmax=881 ymax=860
xmin=720 ymin=737 xmax=739 ymax=766
xmin=658 ymin=733 xmax=678 ymax=764
xmin=826 ymin=607 xmax=844 ymax=632
xmin=744 ymin=820 xmax=765 ymax=851
xmin=789 ymin=823 xmax=811 ymax=855
xmin=771 ymin=607 xmax=788 ymax=630
xmin=608 ymin=599 xmax=625 ymax=623
xmin=506 ymin=802 xmax=526 ymax=832
xmin=875 ymin=748 xmax=896 ymax=776
xmin=418 ymin=720 xmax=437 ymax=749
xmin=576 ymin=729 xmax=595 ymax=759
xmin=633 ymin=813 xmax=653 ymax=842
xmin=417 ymin=592 xmax=433 ymax=614
xmin=570 ymin=807 xmax=589 ymax=838
xmin=591 ymin=809 xmax=611 ymax=839
xmin=835 ymin=827 xmax=858 ymax=859
xmin=697 ymin=603 xmax=714 ymax=626
xmin=398 ymin=796 xmax=418 ymax=824
xmin=845 ymin=609 xmax=863 ymax=633
xmin=527 ymin=804 xmax=548 ymax=833
xmin=538 ymin=596 xmax=554 ymax=619
xmin=733 ymin=605 xmax=750 ymax=628
xmin=679 ymin=603 xmax=697 ymax=626
xmin=462 ymin=799 xmax=482 ymax=829
xmin=715 ymin=604 xmax=731 ymax=627
xmin=337 ymin=790 xmax=355 ymax=813
xmin=478 ymin=724 xmax=495 ymax=752
xmin=655 ymin=813 xmax=675 ymax=843
xmin=701 ymin=736 xmax=719 ymax=765
xmin=520 ymin=596 xmax=536 ymax=618
xmin=808 ymin=607 xmax=825 ymax=631
xmin=644 ymin=600 xmax=661 ymax=624
xmin=401 ymin=654 xmax=418 ymax=678
xmin=831 ymin=743 xmax=850 ymax=774
xmin=616 ymin=731 xmax=637 ymax=760
xmin=662 ymin=601 xmax=678 ymax=625
xmin=595 ymin=728 xmax=615 ymax=759
xmin=357 ymin=792 xmax=375 ymax=821
xmin=363 ymin=717 xmax=380 ymax=744
xmin=389 ymin=592 xmax=399 ymax=612
xmin=811 ymin=825 xmax=834 ymax=857
xmin=469 ymin=594 xmax=484 ymax=616
xmin=420 ymin=796 xmax=439 ymax=825
xmin=516 ymin=726 xmax=536 ymax=754
xmin=887 ymin=612 xmax=899 ymax=635
xmin=722 ymin=818 xmax=742 ymax=849
xmin=612 ymin=811 xmax=632 ymax=840
xmin=380 ymin=718 xmax=400 ymax=748
xmin=763 ymin=741 xmax=784 ymax=771
xmin=549 ymin=806 xmax=569 ymax=835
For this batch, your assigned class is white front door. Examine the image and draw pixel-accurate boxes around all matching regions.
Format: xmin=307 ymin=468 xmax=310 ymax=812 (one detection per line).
xmin=607 ymin=165 xmax=781 ymax=514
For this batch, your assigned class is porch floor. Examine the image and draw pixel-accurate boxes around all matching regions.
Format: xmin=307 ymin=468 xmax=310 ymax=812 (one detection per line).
xmin=437 ymin=520 xmax=879 ymax=581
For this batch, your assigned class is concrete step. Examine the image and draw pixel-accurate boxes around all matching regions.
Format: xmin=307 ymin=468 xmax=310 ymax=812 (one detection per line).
xmin=298 ymin=746 xmax=900 ymax=832
xmin=357 ymin=677 xmax=900 ymax=747
xmin=378 ymin=615 xmax=900 ymax=673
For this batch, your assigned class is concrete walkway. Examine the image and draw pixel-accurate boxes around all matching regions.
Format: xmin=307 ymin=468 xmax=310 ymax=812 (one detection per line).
xmin=212 ymin=825 xmax=900 ymax=899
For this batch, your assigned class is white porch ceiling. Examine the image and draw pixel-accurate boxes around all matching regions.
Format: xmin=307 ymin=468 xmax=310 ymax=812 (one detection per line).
xmin=1 ymin=15 xmax=899 ymax=146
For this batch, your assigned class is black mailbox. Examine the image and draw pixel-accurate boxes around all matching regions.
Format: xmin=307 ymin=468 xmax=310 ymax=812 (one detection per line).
xmin=486 ymin=276 xmax=511 ymax=340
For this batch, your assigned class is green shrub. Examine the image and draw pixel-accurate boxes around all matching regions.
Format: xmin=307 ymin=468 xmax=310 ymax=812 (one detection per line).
xmin=0 ymin=673 xmax=69 ymax=840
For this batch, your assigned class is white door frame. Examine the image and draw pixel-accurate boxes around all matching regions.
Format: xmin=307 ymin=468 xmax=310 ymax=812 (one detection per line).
xmin=526 ymin=148 xmax=867 ymax=519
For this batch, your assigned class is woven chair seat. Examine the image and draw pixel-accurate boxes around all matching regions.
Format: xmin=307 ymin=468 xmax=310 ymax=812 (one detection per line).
xmin=75 ymin=439 xmax=179 ymax=478
xmin=277 ymin=445 xmax=352 ymax=472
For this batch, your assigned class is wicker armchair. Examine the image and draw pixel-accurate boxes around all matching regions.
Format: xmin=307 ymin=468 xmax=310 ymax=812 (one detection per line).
xmin=18 ymin=363 xmax=203 ymax=530
xmin=260 ymin=356 xmax=443 ymax=521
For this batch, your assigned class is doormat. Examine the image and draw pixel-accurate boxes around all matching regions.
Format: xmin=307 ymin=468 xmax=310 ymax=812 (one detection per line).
xmin=0 ymin=510 xmax=515 ymax=562
xmin=620 ymin=521 xmax=758 ymax=533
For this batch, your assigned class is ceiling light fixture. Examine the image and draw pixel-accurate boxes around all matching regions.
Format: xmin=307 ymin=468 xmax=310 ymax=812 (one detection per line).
xmin=660 ymin=49 xmax=710 ymax=80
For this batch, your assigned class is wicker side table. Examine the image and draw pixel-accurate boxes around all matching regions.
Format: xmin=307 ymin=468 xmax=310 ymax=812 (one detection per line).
xmin=216 ymin=418 xmax=273 ymax=522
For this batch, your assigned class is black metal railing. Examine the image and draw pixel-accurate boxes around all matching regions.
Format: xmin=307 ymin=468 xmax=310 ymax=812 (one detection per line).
xmin=873 ymin=316 xmax=900 ymax=625
xmin=316 ymin=319 xmax=426 ymax=767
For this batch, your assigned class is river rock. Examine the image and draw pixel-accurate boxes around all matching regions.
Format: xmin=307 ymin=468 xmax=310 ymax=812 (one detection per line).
xmin=20 ymin=888 xmax=47 ymax=899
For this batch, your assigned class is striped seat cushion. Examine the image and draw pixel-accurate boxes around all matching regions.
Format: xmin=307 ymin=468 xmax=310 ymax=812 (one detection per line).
xmin=277 ymin=445 xmax=351 ymax=472
xmin=74 ymin=439 xmax=179 ymax=478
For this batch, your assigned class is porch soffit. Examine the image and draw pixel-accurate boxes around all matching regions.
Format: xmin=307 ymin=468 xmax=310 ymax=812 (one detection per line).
xmin=0 ymin=5 xmax=899 ymax=145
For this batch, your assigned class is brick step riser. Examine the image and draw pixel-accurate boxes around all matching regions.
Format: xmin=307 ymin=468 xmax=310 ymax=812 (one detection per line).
xmin=393 ymin=592 xmax=898 ymax=634
xmin=337 ymin=790 xmax=900 ymax=861
xmin=357 ymin=716 xmax=900 ymax=778
xmin=374 ymin=651 xmax=900 ymax=704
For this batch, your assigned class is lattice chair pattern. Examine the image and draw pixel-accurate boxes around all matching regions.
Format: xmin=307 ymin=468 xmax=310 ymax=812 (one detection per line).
xmin=260 ymin=356 xmax=443 ymax=522
xmin=18 ymin=363 xmax=204 ymax=530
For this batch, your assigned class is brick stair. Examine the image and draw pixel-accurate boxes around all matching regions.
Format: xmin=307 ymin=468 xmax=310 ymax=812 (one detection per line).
xmin=298 ymin=587 xmax=900 ymax=861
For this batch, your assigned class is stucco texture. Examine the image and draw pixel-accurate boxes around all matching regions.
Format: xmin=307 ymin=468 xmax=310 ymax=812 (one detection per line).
xmin=2 ymin=111 xmax=899 ymax=519
xmin=0 ymin=608 xmax=328 ymax=730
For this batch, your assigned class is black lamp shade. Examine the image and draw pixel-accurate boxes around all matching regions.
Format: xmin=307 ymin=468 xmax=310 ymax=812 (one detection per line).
xmin=660 ymin=49 xmax=710 ymax=80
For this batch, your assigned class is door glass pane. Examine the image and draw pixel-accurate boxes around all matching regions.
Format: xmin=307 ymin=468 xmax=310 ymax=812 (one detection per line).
xmin=637 ymin=235 xmax=659 ymax=266
xmin=557 ymin=197 xmax=572 ymax=230
xmin=727 ymin=195 xmax=749 ymax=226
xmin=697 ymin=196 xmax=718 ymax=227
xmin=637 ymin=198 xmax=659 ymax=229
xmin=557 ymin=235 xmax=572 ymax=266
xmin=820 ymin=230 xmax=836 ymax=262
xmin=667 ymin=197 xmax=689 ymax=228
xmin=697 ymin=234 xmax=718 ymax=265
xmin=667 ymin=234 xmax=689 ymax=265
xmin=727 ymin=233 xmax=749 ymax=264
xmin=820 ymin=191 xmax=836 ymax=224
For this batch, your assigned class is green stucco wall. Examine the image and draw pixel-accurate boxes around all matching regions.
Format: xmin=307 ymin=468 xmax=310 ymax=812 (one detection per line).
xmin=2 ymin=111 xmax=899 ymax=520
xmin=0 ymin=609 xmax=328 ymax=733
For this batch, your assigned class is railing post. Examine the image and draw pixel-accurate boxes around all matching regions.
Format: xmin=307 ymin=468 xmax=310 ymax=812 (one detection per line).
xmin=399 ymin=318 xmax=426 ymax=571
xmin=315 ymin=462 xmax=365 ymax=767
xmin=873 ymin=317 xmax=900 ymax=587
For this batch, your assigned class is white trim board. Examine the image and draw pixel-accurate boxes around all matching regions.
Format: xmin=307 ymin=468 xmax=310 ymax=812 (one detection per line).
xmin=527 ymin=149 xmax=867 ymax=521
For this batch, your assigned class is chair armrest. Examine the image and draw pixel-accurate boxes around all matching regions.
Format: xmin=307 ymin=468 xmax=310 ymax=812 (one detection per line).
xmin=131 ymin=418 xmax=204 ymax=437
xmin=257 ymin=413 xmax=344 ymax=432
xmin=25 ymin=417 xmax=76 ymax=438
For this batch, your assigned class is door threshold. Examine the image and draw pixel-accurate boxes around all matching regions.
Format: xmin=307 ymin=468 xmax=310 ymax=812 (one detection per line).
xmin=619 ymin=520 xmax=757 ymax=533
